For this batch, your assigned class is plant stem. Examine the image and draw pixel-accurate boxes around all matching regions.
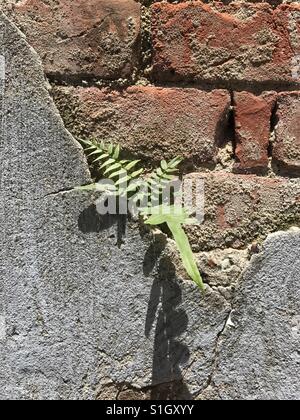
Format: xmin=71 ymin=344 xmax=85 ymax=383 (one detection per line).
xmin=167 ymin=222 xmax=205 ymax=290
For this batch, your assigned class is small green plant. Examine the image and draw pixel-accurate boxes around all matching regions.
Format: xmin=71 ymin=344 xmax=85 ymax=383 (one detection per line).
xmin=77 ymin=139 xmax=205 ymax=291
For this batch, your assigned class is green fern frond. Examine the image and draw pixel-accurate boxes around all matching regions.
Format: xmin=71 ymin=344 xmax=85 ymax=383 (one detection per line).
xmin=80 ymin=139 xmax=181 ymax=202
xmin=144 ymin=156 xmax=182 ymax=206
xmin=80 ymin=139 xmax=145 ymax=188
xmin=77 ymin=140 xmax=204 ymax=290
xmin=149 ymin=156 xmax=181 ymax=184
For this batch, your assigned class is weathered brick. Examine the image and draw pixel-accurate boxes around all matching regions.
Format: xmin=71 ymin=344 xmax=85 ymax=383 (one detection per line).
xmin=151 ymin=2 xmax=300 ymax=85
xmin=183 ymin=172 xmax=300 ymax=251
xmin=233 ymin=91 xmax=276 ymax=172
xmin=273 ymin=91 xmax=300 ymax=174
xmin=10 ymin=0 xmax=141 ymax=79
xmin=53 ymin=86 xmax=231 ymax=165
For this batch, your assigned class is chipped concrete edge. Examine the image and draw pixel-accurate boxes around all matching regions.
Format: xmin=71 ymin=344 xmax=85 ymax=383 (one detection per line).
xmin=0 ymin=12 xmax=92 ymax=188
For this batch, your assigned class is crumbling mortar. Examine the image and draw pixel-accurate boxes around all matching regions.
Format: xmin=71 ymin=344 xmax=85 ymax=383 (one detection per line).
xmin=140 ymin=4 xmax=153 ymax=80
xmin=137 ymin=1 xmax=288 ymax=9
xmin=48 ymin=74 xmax=300 ymax=94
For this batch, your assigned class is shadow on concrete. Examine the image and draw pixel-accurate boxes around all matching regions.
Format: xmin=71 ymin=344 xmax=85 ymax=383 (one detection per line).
xmin=78 ymin=206 xmax=192 ymax=399
xmin=145 ymin=253 xmax=192 ymax=400
xmin=78 ymin=204 xmax=127 ymax=247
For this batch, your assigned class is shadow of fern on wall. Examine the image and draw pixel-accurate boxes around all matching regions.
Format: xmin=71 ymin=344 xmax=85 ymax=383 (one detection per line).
xmin=145 ymin=257 xmax=192 ymax=400
xmin=78 ymin=205 xmax=192 ymax=399
xmin=78 ymin=204 xmax=127 ymax=248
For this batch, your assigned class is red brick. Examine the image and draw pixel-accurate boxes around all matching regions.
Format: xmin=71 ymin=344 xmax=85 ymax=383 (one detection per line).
xmin=184 ymin=172 xmax=300 ymax=251
xmin=273 ymin=91 xmax=300 ymax=174
xmin=53 ymin=86 xmax=231 ymax=165
xmin=151 ymin=2 xmax=300 ymax=84
xmin=11 ymin=0 xmax=141 ymax=79
xmin=233 ymin=91 xmax=276 ymax=172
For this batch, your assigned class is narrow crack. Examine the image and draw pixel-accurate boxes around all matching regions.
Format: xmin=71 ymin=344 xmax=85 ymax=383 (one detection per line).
xmin=269 ymin=97 xmax=279 ymax=157
xmin=229 ymin=90 xmax=236 ymax=159
xmin=198 ymin=308 xmax=234 ymax=397
xmin=100 ymin=379 xmax=186 ymax=400
xmin=42 ymin=186 xmax=78 ymax=199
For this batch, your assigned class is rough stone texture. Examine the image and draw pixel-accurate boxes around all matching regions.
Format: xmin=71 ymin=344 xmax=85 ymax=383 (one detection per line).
xmin=167 ymin=242 xmax=250 ymax=303
xmin=273 ymin=91 xmax=300 ymax=175
xmin=199 ymin=229 xmax=300 ymax=400
xmin=197 ymin=248 xmax=250 ymax=301
xmin=0 ymin=21 xmax=89 ymax=197
xmin=0 ymin=0 xmax=14 ymax=11
xmin=183 ymin=172 xmax=300 ymax=251
xmin=4 ymin=0 xmax=141 ymax=80
xmin=151 ymin=2 xmax=300 ymax=85
xmin=52 ymin=85 xmax=231 ymax=166
xmin=233 ymin=91 xmax=276 ymax=172
xmin=0 ymin=14 xmax=231 ymax=400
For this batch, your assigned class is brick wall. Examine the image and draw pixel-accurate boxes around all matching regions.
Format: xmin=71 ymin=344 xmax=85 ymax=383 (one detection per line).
xmin=4 ymin=0 xmax=300 ymax=253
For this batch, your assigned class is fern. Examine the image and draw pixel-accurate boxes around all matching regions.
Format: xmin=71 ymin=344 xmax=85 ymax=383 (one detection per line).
xmin=144 ymin=157 xmax=182 ymax=206
xmin=77 ymin=139 xmax=204 ymax=291
xmin=78 ymin=139 xmax=144 ymax=195
xmin=79 ymin=139 xmax=181 ymax=201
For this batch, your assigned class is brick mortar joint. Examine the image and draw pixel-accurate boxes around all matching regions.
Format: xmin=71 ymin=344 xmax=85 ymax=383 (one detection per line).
xmin=137 ymin=1 xmax=291 ymax=9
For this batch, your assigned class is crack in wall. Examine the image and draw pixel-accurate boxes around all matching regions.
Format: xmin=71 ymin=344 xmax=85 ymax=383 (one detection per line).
xmin=198 ymin=308 xmax=233 ymax=396
xmin=42 ymin=186 xmax=78 ymax=198
xmin=97 ymin=379 xmax=194 ymax=400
